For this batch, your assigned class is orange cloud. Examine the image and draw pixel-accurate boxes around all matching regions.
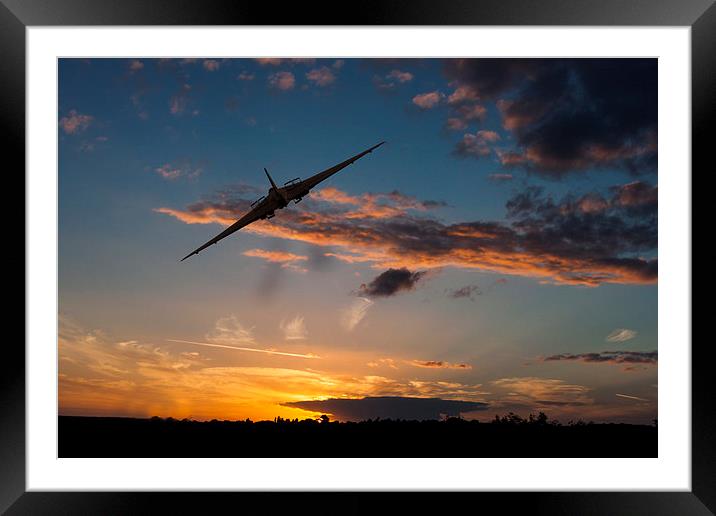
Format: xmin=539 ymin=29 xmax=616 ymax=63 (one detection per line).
xmin=491 ymin=377 xmax=592 ymax=406
xmin=366 ymin=358 xmax=398 ymax=369
xmin=58 ymin=317 xmax=489 ymax=421
xmin=612 ymin=181 xmax=658 ymax=208
xmin=59 ymin=110 xmax=93 ymax=134
xmin=203 ymin=59 xmax=220 ymax=71
xmin=456 ymin=104 xmax=487 ymax=122
xmin=243 ymin=249 xmax=306 ymax=263
xmin=496 ymin=135 xmax=657 ymax=176
xmin=155 ymin=185 xmax=657 ymax=286
xmin=446 ymin=118 xmax=468 ymax=131
xmin=268 ymin=71 xmax=295 ymax=91
xmin=306 ymin=66 xmax=336 ymax=87
xmin=448 ymin=86 xmax=480 ymax=105
xmin=386 ymin=69 xmax=413 ymax=83
xmin=243 ymin=249 xmax=308 ymax=273
xmin=154 ymin=161 xmax=203 ymax=181
xmin=454 ymin=130 xmax=501 ymax=157
xmin=311 ymin=187 xmax=441 ymax=220
xmin=412 ymin=91 xmax=444 ymax=109
xmin=497 ymin=98 xmax=541 ymax=130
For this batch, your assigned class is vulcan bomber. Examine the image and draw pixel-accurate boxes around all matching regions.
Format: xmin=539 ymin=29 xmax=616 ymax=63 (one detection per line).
xmin=181 ymin=142 xmax=385 ymax=261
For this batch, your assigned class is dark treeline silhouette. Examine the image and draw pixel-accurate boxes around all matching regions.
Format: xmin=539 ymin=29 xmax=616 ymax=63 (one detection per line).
xmin=59 ymin=412 xmax=656 ymax=457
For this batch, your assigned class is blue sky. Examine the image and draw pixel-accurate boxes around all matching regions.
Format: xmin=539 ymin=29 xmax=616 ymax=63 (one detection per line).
xmin=58 ymin=58 xmax=658 ymax=423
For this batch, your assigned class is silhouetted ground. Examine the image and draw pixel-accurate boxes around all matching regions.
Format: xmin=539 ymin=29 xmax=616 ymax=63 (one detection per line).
xmin=59 ymin=414 xmax=657 ymax=457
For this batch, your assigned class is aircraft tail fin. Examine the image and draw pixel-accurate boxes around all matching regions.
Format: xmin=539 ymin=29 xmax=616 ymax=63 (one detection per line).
xmin=264 ymin=168 xmax=279 ymax=191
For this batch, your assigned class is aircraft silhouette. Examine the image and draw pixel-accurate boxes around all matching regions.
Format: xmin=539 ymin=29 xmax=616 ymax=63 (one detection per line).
xmin=181 ymin=141 xmax=385 ymax=261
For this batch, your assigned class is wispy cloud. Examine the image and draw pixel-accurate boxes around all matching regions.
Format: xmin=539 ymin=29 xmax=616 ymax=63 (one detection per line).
xmin=491 ymin=377 xmax=592 ymax=406
xmin=154 ymin=160 xmax=203 ymax=181
xmin=488 ymin=173 xmax=514 ymax=182
xmin=280 ymin=316 xmax=308 ymax=341
xmin=606 ymin=328 xmax=638 ymax=342
xmin=616 ymin=393 xmax=649 ymax=402
xmin=207 ymin=315 xmax=255 ymax=345
xmin=341 ymin=297 xmax=374 ymax=331
xmin=169 ymin=83 xmax=192 ymax=115
xmin=166 ymin=339 xmax=318 ymax=359
xmin=78 ymin=135 xmax=109 ymax=153
xmin=366 ymin=358 xmax=398 ymax=369
xmin=243 ymin=249 xmax=308 ymax=272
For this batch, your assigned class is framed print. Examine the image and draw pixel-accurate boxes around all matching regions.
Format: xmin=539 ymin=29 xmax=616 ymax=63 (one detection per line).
xmin=5 ymin=0 xmax=712 ymax=512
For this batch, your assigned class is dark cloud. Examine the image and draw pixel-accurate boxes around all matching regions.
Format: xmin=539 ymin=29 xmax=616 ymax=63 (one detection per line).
xmin=444 ymin=59 xmax=540 ymax=100
xmin=488 ymin=173 xmax=514 ymax=182
xmin=444 ymin=59 xmax=657 ymax=178
xmin=534 ymin=400 xmax=589 ymax=407
xmin=610 ymin=181 xmax=658 ymax=217
xmin=282 ymin=396 xmax=488 ymax=421
xmin=422 ymin=199 xmax=449 ymax=209
xmin=448 ymin=285 xmax=482 ymax=300
xmin=544 ymin=350 xmax=657 ymax=365
xmin=505 ymin=183 xmax=657 ymax=270
xmin=157 ymin=181 xmax=657 ymax=287
xmin=378 ymin=190 xmax=447 ymax=211
xmin=408 ymin=360 xmax=472 ymax=369
xmin=359 ymin=268 xmax=427 ymax=297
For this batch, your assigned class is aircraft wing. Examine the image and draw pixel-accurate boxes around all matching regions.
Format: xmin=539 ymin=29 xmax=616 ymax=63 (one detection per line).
xmin=180 ymin=198 xmax=278 ymax=261
xmin=292 ymin=141 xmax=385 ymax=195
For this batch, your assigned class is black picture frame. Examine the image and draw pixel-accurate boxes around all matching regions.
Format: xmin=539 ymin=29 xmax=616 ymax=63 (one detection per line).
xmin=5 ymin=0 xmax=710 ymax=513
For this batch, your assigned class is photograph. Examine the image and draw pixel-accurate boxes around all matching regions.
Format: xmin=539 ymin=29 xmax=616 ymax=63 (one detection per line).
xmin=57 ymin=57 xmax=658 ymax=458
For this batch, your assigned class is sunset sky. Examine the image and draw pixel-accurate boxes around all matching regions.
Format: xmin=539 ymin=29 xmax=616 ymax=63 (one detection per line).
xmin=58 ymin=58 xmax=657 ymax=423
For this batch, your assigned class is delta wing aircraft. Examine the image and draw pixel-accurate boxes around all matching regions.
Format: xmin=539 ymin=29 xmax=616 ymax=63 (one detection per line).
xmin=181 ymin=141 xmax=385 ymax=261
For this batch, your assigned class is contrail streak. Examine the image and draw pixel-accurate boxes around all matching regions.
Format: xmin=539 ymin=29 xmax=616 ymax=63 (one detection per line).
xmin=166 ymin=339 xmax=320 ymax=359
xmin=615 ymin=393 xmax=649 ymax=402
